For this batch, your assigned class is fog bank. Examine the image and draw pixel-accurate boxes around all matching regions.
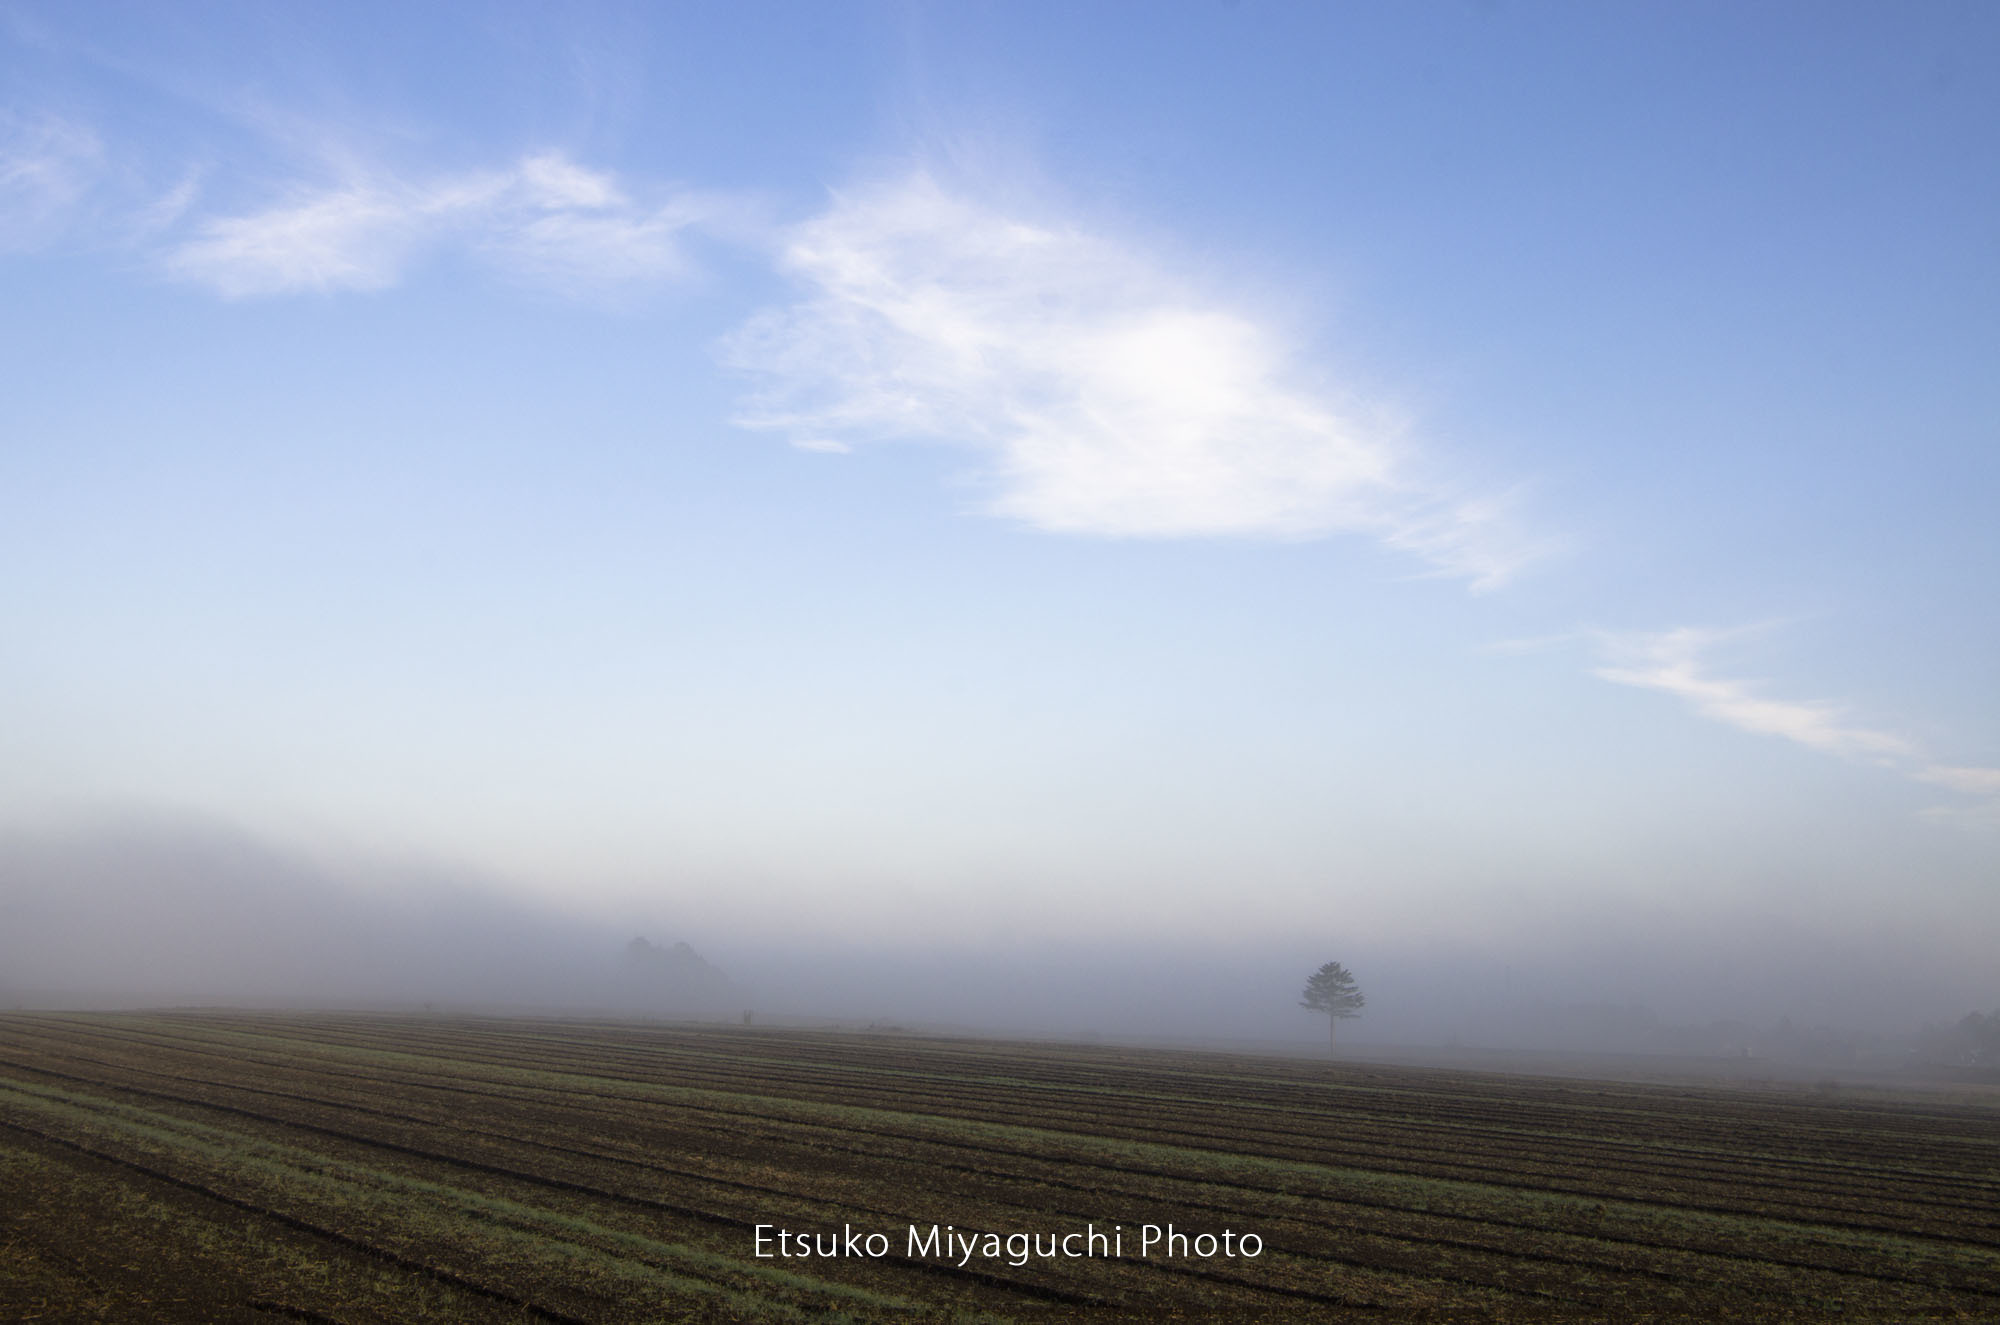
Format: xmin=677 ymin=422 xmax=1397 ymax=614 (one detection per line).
xmin=3 ymin=816 xmax=1990 ymax=1061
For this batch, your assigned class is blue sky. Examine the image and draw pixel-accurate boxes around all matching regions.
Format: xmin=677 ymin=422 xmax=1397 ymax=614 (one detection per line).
xmin=3 ymin=2 xmax=1996 ymax=1028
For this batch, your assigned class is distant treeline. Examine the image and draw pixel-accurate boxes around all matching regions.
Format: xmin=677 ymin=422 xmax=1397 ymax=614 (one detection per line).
xmin=1912 ymin=1010 xmax=2000 ymax=1073
xmin=1448 ymin=1002 xmax=2000 ymax=1075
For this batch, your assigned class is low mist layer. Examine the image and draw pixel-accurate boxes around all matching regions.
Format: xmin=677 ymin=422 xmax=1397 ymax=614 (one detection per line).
xmin=0 ymin=816 xmax=736 ymax=1017
xmin=2 ymin=815 xmax=1991 ymax=1073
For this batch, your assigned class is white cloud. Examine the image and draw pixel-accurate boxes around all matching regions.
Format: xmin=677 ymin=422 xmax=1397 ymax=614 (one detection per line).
xmin=1591 ymin=626 xmax=1917 ymax=763
xmin=1589 ymin=626 xmax=2000 ymax=827
xmin=515 ymin=153 xmax=622 ymax=210
xmin=1915 ymin=765 xmax=2000 ymax=797
xmin=790 ymin=437 xmax=852 ymax=454
xmin=487 ymin=194 xmax=705 ymax=291
xmin=0 ymin=112 xmax=101 ymax=250
xmin=164 ymin=151 xmax=717 ymax=298
xmin=169 ymin=178 xmax=437 ymax=295
xmin=130 ymin=169 xmax=204 ymax=237
xmin=724 ymin=174 xmax=1540 ymax=587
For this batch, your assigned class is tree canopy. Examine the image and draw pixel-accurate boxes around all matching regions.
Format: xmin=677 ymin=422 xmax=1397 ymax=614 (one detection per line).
xmin=1301 ymin=961 xmax=1366 ymax=1018
xmin=1301 ymin=961 xmax=1365 ymax=1049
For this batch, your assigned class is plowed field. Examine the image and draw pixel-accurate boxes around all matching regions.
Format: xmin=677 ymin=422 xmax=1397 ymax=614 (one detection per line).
xmin=2 ymin=1012 xmax=1995 ymax=1321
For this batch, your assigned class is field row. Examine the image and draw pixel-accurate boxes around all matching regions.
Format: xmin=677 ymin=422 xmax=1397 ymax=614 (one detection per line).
xmin=24 ymin=1013 xmax=1996 ymax=1241
xmin=2 ymin=1011 xmax=1997 ymax=1322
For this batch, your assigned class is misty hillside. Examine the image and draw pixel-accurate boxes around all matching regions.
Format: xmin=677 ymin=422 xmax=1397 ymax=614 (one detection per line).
xmin=0 ymin=816 xmax=731 ymax=1015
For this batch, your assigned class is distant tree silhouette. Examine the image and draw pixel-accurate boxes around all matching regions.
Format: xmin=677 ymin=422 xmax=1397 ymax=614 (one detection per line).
xmin=616 ymin=936 xmax=733 ymax=1016
xmin=1301 ymin=961 xmax=1366 ymax=1050
xmin=1949 ymin=1011 xmax=2000 ymax=1068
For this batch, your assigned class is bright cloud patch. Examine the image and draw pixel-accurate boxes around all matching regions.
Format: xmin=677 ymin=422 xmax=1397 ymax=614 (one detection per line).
xmin=1591 ymin=626 xmax=2000 ymax=826
xmin=166 ymin=152 xmax=711 ymax=298
xmin=726 ymin=175 xmax=1536 ymax=587
xmin=1592 ymin=627 xmax=1917 ymax=763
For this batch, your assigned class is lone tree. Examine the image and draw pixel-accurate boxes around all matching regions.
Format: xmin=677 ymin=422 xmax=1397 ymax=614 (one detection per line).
xmin=1300 ymin=961 xmax=1366 ymax=1050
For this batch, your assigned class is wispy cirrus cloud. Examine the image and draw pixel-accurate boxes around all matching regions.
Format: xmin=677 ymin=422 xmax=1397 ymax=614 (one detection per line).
xmin=165 ymin=150 xmax=729 ymax=299
xmin=1584 ymin=625 xmax=2000 ymax=827
xmin=168 ymin=175 xmax=438 ymax=295
xmin=1590 ymin=626 xmax=1918 ymax=764
xmin=1914 ymin=766 xmax=2000 ymax=829
xmin=724 ymin=174 xmax=1545 ymax=588
xmin=0 ymin=110 xmax=101 ymax=250
xmin=1916 ymin=765 xmax=2000 ymax=797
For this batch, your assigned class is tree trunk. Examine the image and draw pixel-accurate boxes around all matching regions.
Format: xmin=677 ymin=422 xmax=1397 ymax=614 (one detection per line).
xmin=1327 ymin=1015 xmax=1338 ymax=1052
